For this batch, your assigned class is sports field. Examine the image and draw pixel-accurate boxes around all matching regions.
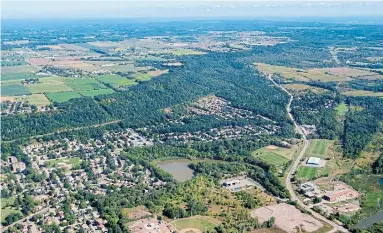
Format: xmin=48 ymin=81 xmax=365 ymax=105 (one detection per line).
xmin=44 ymin=157 xmax=81 ymax=168
xmin=64 ymin=78 xmax=107 ymax=91
xmin=170 ymin=216 xmax=217 ymax=232
xmin=96 ymin=74 xmax=137 ymax=87
xmin=46 ymin=91 xmax=82 ymax=103
xmin=305 ymin=139 xmax=331 ymax=159
xmin=297 ymin=167 xmax=318 ymax=180
xmin=79 ymin=89 xmax=115 ymax=97
xmin=1 ymin=84 xmax=31 ymax=96
xmin=256 ymin=151 xmax=289 ymax=167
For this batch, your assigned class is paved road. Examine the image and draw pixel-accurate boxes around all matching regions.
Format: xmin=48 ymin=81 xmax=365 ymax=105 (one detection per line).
xmin=266 ymin=74 xmax=349 ymax=233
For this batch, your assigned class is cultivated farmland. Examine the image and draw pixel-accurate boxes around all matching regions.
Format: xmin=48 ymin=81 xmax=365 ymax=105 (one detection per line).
xmin=26 ymin=80 xmax=74 ymax=94
xmin=1 ymin=84 xmax=31 ymax=96
xmin=46 ymin=91 xmax=82 ymax=103
xmin=79 ymin=89 xmax=115 ymax=97
xmin=64 ymin=78 xmax=107 ymax=91
xmin=96 ymin=74 xmax=137 ymax=88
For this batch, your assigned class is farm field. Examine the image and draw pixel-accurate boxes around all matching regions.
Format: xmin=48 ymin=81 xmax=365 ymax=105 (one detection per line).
xmin=26 ymin=81 xmax=74 ymax=94
xmin=79 ymin=88 xmax=115 ymax=97
xmin=170 ymin=216 xmax=217 ymax=232
xmin=305 ymin=139 xmax=332 ymax=159
xmin=172 ymin=49 xmax=207 ymax=56
xmin=1 ymin=83 xmax=31 ymax=96
xmin=63 ymin=78 xmax=107 ymax=91
xmin=341 ymin=90 xmax=383 ymax=97
xmin=24 ymin=94 xmax=50 ymax=106
xmin=283 ymin=83 xmax=325 ymax=93
xmin=134 ymin=72 xmax=152 ymax=81
xmin=106 ymin=63 xmax=135 ymax=72
xmin=96 ymin=74 xmax=137 ymax=88
xmin=46 ymin=91 xmax=82 ymax=103
xmin=256 ymin=63 xmax=383 ymax=82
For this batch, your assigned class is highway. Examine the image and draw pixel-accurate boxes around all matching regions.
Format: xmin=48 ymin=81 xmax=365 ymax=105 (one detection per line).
xmin=266 ymin=74 xmax=350 ymax=233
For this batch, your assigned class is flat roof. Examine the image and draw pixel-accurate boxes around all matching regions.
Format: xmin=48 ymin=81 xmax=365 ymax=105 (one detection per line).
xmin=307 ymin=157 xmax=320 ymax=164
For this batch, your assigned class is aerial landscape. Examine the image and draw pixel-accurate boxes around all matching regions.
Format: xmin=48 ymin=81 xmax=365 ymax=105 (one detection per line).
xmin=1 ymin=1 xmax=383 ymax=233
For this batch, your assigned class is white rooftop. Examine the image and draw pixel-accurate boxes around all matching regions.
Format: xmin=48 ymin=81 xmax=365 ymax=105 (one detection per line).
xmin=307 ymin=157 xmax=321 ymax=165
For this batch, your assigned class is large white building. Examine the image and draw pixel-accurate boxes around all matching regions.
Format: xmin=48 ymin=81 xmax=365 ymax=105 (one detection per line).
xmin=307 ymin=157 xmax=321 ymax=166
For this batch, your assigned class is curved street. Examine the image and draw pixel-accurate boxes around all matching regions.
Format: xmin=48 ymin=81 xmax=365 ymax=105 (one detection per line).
xmin=267 ymin=74 xmax=350 ymax=233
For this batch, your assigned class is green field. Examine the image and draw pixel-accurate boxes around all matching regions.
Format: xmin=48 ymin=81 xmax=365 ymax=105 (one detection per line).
xmin=44 ymin=157 xmax=81 ymax=168
xmin=255 ymin=151 xmax=289 ymax=167
xmin=297 ymin=165 xmax=330 ymax=180
xmin=134 ymin=72 xmax=151 ymax=81
xmin=305 ymin=139 xmax=331 ymax=159
xmin=172 ymin=49 xmax=207 ymax=56
xmin=170 ymin=217 xmax=217 ymax=231
xmin=96 ymin=74 xmax=137 ymax=87
xmin=106 ymin=64 xmax=135 ymax=72
xmin=26 ymin=94 xmax=51 ymax=106
xmin=26 ymin=81 xmax=74 ymax=94
xmin=46 ymin=91 xmax=82 ymax=103
xmin=1 ymin=197 xmax=16 ymax=208
xmin=344 ymin=174 xmax=383 ymax=217
xmin=297 ymin=166 xmax=318 ymax=180
xmin=1 ymin=83 xmax=31 ymax=96
xmin=79 ymin=88 xmax=115 ymax=97
xmin=64 ymin=78 xmax=107 ymax=91
xmin=1 ymin=208 xmax=22 ymax=222
xmin=335 ymin=102 xmax=348 ymax=117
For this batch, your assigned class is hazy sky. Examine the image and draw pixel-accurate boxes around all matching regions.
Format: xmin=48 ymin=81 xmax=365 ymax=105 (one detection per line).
xmin=2 ymin=1 xmax=383 ymax=19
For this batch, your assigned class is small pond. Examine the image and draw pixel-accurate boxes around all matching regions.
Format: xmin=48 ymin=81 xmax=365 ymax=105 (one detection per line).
xmin=158 ymin=160 xmax=194 ymax=182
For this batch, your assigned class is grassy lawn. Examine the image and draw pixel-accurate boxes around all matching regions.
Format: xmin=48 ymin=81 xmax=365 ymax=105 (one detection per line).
xmin=46 ymin=91 xmax=82 ymax=103
xmin=335 ymin=102 xmax=348 ymax=117
xmin=1 ymin=197 xmax=16 ymax=208
xmin=170 ymin=216 xmax=217 ymax=231
xmin=305 ymin=139 xmax=331 ymax=159
xmin=26 ymin=81 xmax=74 ymax=94
xmin=297 ymin=166 xmax=318 ymax=180
xmin=64 ymin=78 xmax=107 ymax=91
xmin=1 ymin=83 xmax=31 ymax=96
xmin=297 ymin=165 xmax=330 ymax=181
xmin=255 ymin=151 xmax=289 ymax=167
xmin=44 ymin=157 xmax=81 ymax=168
xmin=79 ymin=88 xmax=115 ymax=97
xmin=1 ymin=208 xmax=22 ymax=222
xmin=96 ymin=74 xmax=137 ymax=87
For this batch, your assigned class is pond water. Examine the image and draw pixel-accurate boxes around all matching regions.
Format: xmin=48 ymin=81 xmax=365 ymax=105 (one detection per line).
xmin=354 ymin=210 xmax=383 ymax=229
xmin=158 ymin=160 xmax=194 ymax=182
